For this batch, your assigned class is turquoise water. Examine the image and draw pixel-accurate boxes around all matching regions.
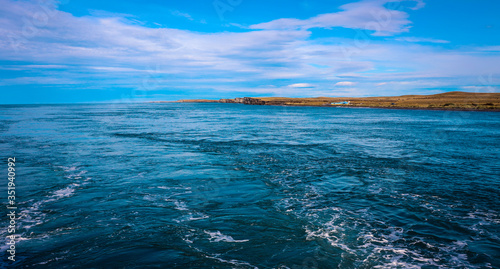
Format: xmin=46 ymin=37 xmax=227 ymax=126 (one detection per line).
xmin=1 ymin=103 xmax=499 ymax=268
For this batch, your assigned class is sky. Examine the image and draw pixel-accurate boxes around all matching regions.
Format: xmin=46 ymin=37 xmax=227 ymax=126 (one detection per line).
xmin=0 ymin=0 xmax=499 ymax=103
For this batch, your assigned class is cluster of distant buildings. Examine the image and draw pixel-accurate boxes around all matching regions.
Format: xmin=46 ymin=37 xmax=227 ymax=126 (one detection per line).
xmin=331 ymin=101 xmax=350 ymax=105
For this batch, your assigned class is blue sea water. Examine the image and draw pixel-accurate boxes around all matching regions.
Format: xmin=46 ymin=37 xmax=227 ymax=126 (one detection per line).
xmin=0 ymin=103 xmax=499 ymax=268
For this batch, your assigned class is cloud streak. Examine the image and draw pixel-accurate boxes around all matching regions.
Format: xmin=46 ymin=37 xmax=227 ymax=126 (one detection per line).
xmin=395 ymin=37 xmax=450 ymax=44
xmin=249 ymin=0 xmax=425 ymax=36
xmin=288 ymin=83 xmax=316 ymax=88
xmin=334 ymin=81 xmax=357 ymax=87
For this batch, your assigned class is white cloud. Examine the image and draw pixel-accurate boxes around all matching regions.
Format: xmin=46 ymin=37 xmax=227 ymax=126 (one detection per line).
xmin=171 ymin=10 xmax=194 ymax=21
xmin=288 ymin=83 xmax=315 ymax=88
xmin=90 ymin=66 xmax=145 ymax=72
xmin=461 ymin=86 xmax=500 ymax=93
xmin=249 ymin=0 xmax=423 ymax=36
xmin=477 ymin=46 xmax=500 ymax=52
xmin=409 ymin=0 xmax=426 ymax=10
xmin=334 ymin=81 xmax=357 ymax=87
xmin=395 ymin=37 xmax=450 ymax=44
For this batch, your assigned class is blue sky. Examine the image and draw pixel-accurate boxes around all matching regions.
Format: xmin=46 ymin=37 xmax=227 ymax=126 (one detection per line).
xmin=1 ymin=0 xmax=499 ymax=103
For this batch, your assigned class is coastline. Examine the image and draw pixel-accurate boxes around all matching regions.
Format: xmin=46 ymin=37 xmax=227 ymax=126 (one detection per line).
xmin=330 ymin=105 xmax=500 ymax=112
xmin=162 ymin=91 xmax=500 ymax=112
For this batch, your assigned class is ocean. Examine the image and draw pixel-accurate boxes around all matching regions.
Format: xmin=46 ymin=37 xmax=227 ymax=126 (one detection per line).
xmin=1 ymin=103 xmax=499 ymax=268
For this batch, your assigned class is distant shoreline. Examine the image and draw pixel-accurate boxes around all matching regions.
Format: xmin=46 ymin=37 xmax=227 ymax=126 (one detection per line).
xmin=152 ymin=91 xmax=500 ymax=111
xmin=341 ymin=105 xmax=500 ymax=112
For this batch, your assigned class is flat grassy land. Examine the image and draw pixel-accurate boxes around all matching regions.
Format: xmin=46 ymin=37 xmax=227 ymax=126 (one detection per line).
xmin=173 ymin=91 xmax=500 ymax=111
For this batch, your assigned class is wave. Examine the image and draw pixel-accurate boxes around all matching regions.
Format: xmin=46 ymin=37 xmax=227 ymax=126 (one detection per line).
xmin=274 ymin=179 xmax=494 ymax=268
xmin=0 ymin=165 xmax=89 ymax=257
xmin=204 ymin=230 xmax=249 ymax=243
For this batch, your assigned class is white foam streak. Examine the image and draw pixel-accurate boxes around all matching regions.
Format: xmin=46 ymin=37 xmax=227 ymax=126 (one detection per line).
xmin=205 ymin=230 xmax=249 ymax=243
xmin=0 ymin=165 xmax=88 ymax=256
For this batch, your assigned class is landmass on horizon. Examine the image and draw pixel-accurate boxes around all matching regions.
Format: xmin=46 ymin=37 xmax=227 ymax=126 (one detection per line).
xmin=153 ymin=91 xmax=500 ymax=111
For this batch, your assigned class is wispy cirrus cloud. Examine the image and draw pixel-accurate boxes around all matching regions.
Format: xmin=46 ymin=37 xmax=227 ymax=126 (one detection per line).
xmin=395 ymin=37 xmax=450 ymax=44
xmin=171 ymin=10 xmax=194 ymax=21
xmin=334 ymin=81 xmax=357 ymax=87
xmin=170 ymin=10 xmax=207 ymax=24
xmin=250 ymin=0 xmax=424 ymax=36
xmin=409 ymin=0 xmax=425 ymax=10
xmin=288 ymin=83 xmax=316 ymax=88
xmin=477 ymin=46 xmax=500 ymax=52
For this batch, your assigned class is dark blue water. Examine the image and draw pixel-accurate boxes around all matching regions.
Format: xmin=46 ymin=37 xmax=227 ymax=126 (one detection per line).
xmin=1 ymin=103 xmax=499 ymax=268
